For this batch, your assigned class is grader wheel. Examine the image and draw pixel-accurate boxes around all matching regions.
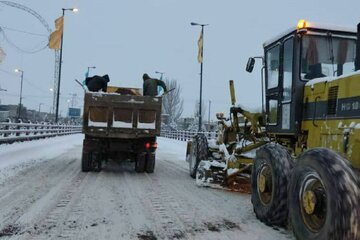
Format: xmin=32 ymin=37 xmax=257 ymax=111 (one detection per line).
xmin=288 ymin=148 xmax=360 ymax=240
xmin=188 ymin=134 xmax=209 ymax=178
xmin=251 ymin=143 xmax=293 ymax=226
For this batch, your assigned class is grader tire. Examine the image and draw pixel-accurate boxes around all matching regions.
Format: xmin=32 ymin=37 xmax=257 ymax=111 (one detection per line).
xmin=188 ymin=134 xmax=209 ymax=179
xmin=251 ymin=143 xmax=293 ymax=226
xmin=135 ymin=153 xmax=146 ymax=173
xmin=288 ymin=148 xmax=360 ymax=240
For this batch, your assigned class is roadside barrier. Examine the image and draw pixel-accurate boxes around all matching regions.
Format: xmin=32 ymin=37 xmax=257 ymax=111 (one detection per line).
xmin=160 ymin=129 xmax=217 ymax=141
xmin=0 ymin=122 xmax=81 ymax=144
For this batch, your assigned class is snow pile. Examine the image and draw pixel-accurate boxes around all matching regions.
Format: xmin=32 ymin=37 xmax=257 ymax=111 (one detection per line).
xmin=157 ymin=137 xmax=187 ymax=161
xmin=0 ymin=134 xmax=84 ymax=182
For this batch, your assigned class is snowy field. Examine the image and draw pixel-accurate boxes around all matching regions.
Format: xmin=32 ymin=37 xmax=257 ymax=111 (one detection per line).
xmin=0 ymin=134 xmax=293 ymax=239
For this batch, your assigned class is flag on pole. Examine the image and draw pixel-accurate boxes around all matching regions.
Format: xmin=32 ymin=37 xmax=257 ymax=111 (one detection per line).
xmin=197 ymin=30 xmax=203 ymax=63
xmin=48 ymin=16 xmax=64 ymax=50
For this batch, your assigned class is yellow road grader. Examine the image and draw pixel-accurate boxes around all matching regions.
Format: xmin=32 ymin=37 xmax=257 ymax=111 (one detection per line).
xmin=186 ymin=20 xmax=360 ymax=239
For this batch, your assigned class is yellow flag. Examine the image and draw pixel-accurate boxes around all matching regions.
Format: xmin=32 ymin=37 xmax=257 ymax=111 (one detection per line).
xmin=48 ymin=16 xmax=64 ymax=50
xmin=197 ymin=30 xmax=203 ymax=63
xmin=55 ymin=16 xmax=64 ymax=30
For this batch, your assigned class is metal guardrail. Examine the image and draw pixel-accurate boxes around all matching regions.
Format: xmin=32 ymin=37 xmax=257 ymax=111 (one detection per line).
xmin=160 ymin=129 xmax=217 ymax=141
xmin=0 ymin=122 xmax=82 ymax=144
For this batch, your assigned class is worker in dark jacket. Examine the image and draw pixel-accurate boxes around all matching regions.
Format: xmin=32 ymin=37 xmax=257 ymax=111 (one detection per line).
xmin=143 ymin=73 xmax=167 ymax=96
xmin=85 ymin=74 xmax=110 ymax=92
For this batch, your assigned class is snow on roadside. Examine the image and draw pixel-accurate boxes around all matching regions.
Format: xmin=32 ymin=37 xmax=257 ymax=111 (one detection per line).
xmin=0 ymin=136 xmax=186 ymax=183
xmin=156 ymin=137 xmax=187 ymax=161
xmin=0 ymin=134 xmax=84 ymax=183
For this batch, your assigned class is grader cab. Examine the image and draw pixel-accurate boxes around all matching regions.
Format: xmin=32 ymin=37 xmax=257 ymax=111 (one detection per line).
xmin=187 ymin=20 xmax=360 ymax=239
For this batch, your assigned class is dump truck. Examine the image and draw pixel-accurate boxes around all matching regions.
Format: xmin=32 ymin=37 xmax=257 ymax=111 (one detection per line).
xmin=81 ymin=86 xmax=162 ymax=173
xmin=187 ymin=20 xmax=360 ymax=240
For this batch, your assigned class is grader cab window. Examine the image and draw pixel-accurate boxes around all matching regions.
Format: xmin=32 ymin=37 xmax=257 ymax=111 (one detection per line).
xmin=266 ymin=45 xmax=280 ymax=89
xmin=301 ymin=35 xmax=356 ymax=80
xmin=268 ymin=99 xmax=278 ymax=124
xmin=283 ymin=38 xmax=293 ymax=102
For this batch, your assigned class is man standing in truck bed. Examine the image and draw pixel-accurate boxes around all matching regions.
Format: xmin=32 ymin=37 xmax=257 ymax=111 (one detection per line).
xmin=142 ymin=73 xmax=167 ymax=96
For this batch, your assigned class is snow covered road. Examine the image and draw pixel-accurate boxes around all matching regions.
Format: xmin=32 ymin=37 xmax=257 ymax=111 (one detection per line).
xmin=0 ymin=134 xmax=294 ymax=239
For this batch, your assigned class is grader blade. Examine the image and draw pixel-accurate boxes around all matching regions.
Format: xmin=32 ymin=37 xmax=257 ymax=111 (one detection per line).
xmin=195 ymin=160 xmax=251 ymax=193
xmin=195 ymin=160 xmax=226 ymax=188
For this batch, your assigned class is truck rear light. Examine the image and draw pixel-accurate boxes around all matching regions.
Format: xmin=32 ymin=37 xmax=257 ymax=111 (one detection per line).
xmin=145 ymin=142 xmax=158 ymax=149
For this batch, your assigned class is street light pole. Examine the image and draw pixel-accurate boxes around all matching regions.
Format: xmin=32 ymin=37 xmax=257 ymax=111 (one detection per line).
xmin=55 ymin=7 xmax=78 ymax=123
xmin=87 ymin=66 xmax=96 ymax=76
xmin=15 ymin=68 xmax=24 ymax=119
xmin=155 ymin=71 xmax=165 ymax=80
xmin=208 ymin=100 xmax=211 ymax=131
xmin=191 ymin=22 xmax=208 ymax=132
xmin=38 ymin=103 xmax=43 ymax=122
xmin=38 ymin=103 xmax=43 ymax=114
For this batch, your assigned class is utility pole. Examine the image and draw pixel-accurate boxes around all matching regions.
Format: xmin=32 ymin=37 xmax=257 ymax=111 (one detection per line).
xmin=14 ymin=68 xmax=24 ymax=119
xmin=208 ymin=100 xmax=211 ymax=131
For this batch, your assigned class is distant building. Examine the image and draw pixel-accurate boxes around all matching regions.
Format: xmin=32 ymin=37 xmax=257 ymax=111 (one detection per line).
xmin=0 ymin=105 xmax=18 ymax=120
xmin=0 ymin=111 xmax=9 ymax=121
xmin=176 ymin=117 xmax=195 ymax=130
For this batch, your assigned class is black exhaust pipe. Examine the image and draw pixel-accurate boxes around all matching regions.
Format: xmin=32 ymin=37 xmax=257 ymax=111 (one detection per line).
xmin=355 ymin=23 xmax=360 ymax=71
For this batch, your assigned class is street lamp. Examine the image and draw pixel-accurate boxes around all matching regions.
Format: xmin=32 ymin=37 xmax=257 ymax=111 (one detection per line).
xmin=38 ymin=103 xmax=43 ymax=113
xmin=86 ymin=66 xmax=96 ymax=80
xmin=208 ymin=100 xmax=211 ymax=131
xmin=14 ymin=68 xmax=24 ymax=119
xmin=55 ymin=7 xmax=78 ymax=123
xmin=155 ymin=71 xmax=165 ymax=80
xmin=87 ymin=66 xmax=96 ymax=76
xmin=38 ymin=103 xmax=44 ymax=121
xmin=191 ymin=22 xmax=208 ymax=132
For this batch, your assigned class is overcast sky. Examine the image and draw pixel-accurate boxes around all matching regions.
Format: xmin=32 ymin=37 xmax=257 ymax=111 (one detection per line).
xmin=0 ymin=0 xmax=359 ymax=119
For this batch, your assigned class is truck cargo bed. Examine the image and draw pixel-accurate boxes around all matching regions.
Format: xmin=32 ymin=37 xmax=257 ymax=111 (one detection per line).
xmin=82 ymin=92 xmax=162 ymax=139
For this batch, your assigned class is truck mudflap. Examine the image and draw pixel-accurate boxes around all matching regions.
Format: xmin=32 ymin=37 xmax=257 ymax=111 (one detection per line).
xmin=135 ymin=151 xmax=156 ymax=173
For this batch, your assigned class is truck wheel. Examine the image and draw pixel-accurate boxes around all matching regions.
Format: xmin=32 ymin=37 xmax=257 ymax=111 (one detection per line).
xmin=145 ymin=153 xmax=156 ymax=173
xmin=251 ymin=143 xmax=293 ymax=226
xmin=135 ymin=153 xmax=146 ymax=173
xmin=188 ymin=134 xmax=209 ymax=178
xmin=288 ymin=148 xmax=360 ymax=240
xmin=92 ymin=153 xmax=102 ymax=172
xmin=81 ymin=151 xmax=91 ymax=172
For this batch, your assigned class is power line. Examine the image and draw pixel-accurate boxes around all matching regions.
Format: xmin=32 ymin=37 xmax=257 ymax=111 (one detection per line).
xmin=0 ymin=68 xmax=16 ymax=76
xmin=0 ymin=26 xmax=48 ymax=37
xmin=0 ymin=27 xmax=48 ymax=54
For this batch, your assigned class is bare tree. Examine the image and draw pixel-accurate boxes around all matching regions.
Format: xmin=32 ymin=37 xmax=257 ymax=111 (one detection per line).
xmin=188 ymin=100 xmax=207 ymax=131
xmin=162 ymin=78 xmax=184 ymax=124
xmin=194 ymin=99 xmax=207 ymax=120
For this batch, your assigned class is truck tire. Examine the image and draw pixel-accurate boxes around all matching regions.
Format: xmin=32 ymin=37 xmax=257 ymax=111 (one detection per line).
xmin=188 ymin=134 xmax=209 ymax=178
xmin=288 ymin=148 xmax=360 ymax=240
xmin=251 ymin=143 xmax=293 ymax=226
xmin=135 ymin=153 xmax=146 ymax=173
xmin=145 ymin=153 xmax=155 ymax=173
xmin=81 ymin=151 xmax=91 ymax=172
xmin=92 ymin=153 xmax=102 ymax=172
